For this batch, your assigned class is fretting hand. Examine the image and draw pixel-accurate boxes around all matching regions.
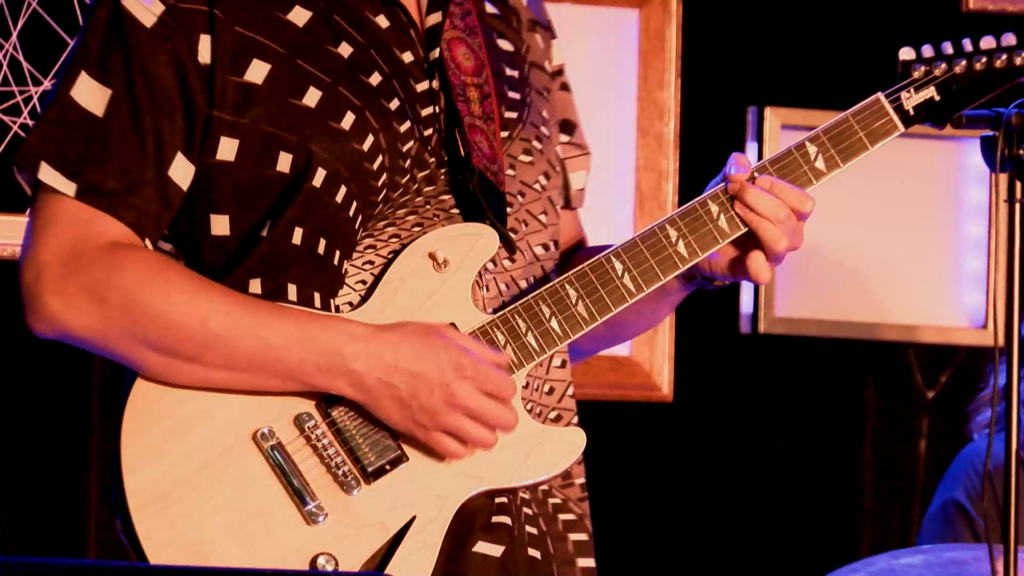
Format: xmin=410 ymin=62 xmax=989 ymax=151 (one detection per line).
xmin=693 ymin=152 xmax=815 ymax=284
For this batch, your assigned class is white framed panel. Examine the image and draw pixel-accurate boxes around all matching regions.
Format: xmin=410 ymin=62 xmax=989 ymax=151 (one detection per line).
xmin=740 ymin=106 xmax=1006 ymax=347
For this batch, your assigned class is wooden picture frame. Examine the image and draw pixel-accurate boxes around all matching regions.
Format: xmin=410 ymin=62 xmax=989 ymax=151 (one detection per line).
xmin=547 ymin=0 xmax=682 ymax=402
xmin=962 ymin=0 xmax=1024 ymax=13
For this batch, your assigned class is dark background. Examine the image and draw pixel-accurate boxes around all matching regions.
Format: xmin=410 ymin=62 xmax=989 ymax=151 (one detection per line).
xmin=2 ymin=0 xmax=1024 ymax=574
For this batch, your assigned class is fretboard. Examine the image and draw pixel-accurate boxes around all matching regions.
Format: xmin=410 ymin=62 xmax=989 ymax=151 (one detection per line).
xmin=469 ymin=93 xmax=905 ymax=374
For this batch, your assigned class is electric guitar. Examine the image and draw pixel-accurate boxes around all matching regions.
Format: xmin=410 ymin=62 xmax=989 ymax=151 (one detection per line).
xmin=120 ymin=33 xmax=1024 ymax=575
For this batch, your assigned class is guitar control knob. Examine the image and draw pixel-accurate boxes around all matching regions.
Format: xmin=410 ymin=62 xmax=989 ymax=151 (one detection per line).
xmin=941 ymin=41 xmax=955 ymax=55
xmin=921 ymin=44 xmax=936 ymax=59
xmin=980 ymin=35 xmax=998 ymax=50
xmin=962 ymin=37 xmax=975 ymax=53
xmin=310 ymin=552 xmax=339 ymax=571
xmin=898 ymin=46 xmax=917 ymax=61
xmin=428 ymin=250 xmax=450 ymax=272
xmin=1002 ymin=32 xmax=1018 ymax=48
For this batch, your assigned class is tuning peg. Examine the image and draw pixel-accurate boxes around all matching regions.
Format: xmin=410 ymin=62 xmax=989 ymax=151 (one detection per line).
xmin=942 ymin=41 xmax=955 ymax=55
xmin=1002 ymin=32 xmax=1018 ymax=48
xmin=963 ymin=37 xmax=975 ymax=53
xmin=981 ymin=35 xmax=998 ymax=50
xmin=899 ymin=46 xmax=917 ymax=61
xmin=921 ymin=44 xmax=936 ymax=58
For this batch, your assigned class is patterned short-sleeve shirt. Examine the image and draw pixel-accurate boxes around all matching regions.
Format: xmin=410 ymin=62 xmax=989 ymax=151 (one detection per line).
xmin=15 ymin=0 xmax=595 ymax=574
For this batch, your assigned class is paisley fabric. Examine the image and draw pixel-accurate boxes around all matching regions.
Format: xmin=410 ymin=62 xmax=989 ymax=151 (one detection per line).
xmin=441 ymin=0 xmax=506 ymax=192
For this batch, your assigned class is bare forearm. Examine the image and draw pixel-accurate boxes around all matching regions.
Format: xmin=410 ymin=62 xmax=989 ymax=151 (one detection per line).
xmin=561 ymin=245 xmax=695 ymax=363
xmin=22 ymin=227 xmax=370 ymax=397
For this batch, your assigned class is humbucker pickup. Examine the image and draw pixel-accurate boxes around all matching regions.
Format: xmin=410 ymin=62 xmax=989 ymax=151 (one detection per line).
xmin=317 ymin=396 xmax=409 ymax=485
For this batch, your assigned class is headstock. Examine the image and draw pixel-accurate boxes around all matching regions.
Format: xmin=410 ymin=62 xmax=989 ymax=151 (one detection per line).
xmin=891 ymin=32 xmax=1024 ymax=129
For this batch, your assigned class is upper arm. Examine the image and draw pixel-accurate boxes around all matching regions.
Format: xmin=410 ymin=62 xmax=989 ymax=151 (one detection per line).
xmin=20 ymin=188 xmax=146 ymax=336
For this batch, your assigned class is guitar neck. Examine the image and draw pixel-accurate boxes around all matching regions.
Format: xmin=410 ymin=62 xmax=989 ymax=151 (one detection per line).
xmin=468 ymin=93 xmax=906 ymax=373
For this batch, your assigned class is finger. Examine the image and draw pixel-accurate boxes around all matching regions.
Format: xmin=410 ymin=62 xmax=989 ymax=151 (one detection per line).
xmin=723 ymin=152 xmax=752 ymax=183
xmin=705 ymin=152 xmax=751 ymax=192
xmin=751 ymin=175 xmax=815 ymax=222
xmin=728 ymin=179 xmax=800 ymax=234
xmin=730 ymin=248 xmax=773 ymax=285
xmin=477 ymin=369 xmax=517 ymax=401
xmin=733 ymin=200 xmax=792 ymax=264
xmin=452 ymin=330 xmax=511 ymax=369
xmin=424 ymin=430 xmax=470 ymax=460
xmin=457 ymin=385 xmax=519 ymax=431
xmin=442 ymin=413 xmax=500 ymax=450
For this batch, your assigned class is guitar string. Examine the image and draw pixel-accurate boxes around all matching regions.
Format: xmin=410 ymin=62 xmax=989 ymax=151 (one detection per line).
xmin=280 ymin=99 xmax=912 ymax=468
xmin=274 ymin=62 xmax=978 ymax=465
xmin=477 ymin=91 xmax=919 ymax=366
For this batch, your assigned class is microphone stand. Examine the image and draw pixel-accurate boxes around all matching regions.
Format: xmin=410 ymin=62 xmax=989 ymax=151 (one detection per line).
xmin=975 ymin=108 xmax=1024 ymax=576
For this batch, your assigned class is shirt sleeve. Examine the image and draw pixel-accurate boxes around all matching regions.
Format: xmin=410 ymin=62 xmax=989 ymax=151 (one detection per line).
xmin=917 ymin=438 xmax=993 ymax=545
xmin=13 ymin=0 xmax=208 ymax=248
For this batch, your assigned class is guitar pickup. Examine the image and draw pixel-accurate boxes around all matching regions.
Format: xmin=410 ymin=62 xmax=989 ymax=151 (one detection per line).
xmin=253 ymin=426 xmax=327 ymax=525
xmin=317 ymin=396 xmax=409 ymax=485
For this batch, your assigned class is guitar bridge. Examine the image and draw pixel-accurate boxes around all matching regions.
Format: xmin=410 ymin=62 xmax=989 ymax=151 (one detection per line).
xmin=253 ymin=427 xmax=327 ymax=526
xmin=294 ymin=412 xmax=362 ymax=496
xmin=317 ymin=396 xmax=409 ymax=485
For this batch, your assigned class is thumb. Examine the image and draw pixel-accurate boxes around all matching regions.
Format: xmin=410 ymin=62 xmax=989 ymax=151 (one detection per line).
xmin=705 ymin=152 xmax=751 ymax=192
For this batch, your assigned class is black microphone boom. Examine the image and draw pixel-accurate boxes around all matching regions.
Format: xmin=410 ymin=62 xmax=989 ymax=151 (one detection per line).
xmin=950 ymin=108 xmax=1024 ymax=131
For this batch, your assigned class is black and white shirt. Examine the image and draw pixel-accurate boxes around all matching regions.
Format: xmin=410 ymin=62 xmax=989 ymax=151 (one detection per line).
xmin=15 ymin=0 xmax=595 ymax=574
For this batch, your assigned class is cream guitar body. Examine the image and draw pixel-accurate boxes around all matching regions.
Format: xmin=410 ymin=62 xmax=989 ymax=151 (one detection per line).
xmin=120 ymin=223 xmax=587 ymax=575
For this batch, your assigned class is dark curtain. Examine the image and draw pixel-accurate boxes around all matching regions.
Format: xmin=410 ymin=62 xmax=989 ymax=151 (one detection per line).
xmin=1 ymin=0 xmax=1023 ymax=574
xmin=0 ymin=261 xmax=134 ymax=560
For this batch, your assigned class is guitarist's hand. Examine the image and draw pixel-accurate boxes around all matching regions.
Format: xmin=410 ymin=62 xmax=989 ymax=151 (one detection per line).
xmin=347 ymin=322 xmax=519 ymax=460
xmin=694 ymin=152 xmax=815 ymax=284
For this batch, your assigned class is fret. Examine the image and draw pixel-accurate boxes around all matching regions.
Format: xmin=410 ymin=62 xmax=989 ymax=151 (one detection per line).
xmin=676 ymin=210 xmax=706 ymax=258
xmin=576 ymin=262 xmax=617 ymax=319
xmin=638 ymin=225 xmax=680 ymax=280
xmin=654 ymin=220 xmax=687 ymax=270
xmin=471 ymin=325 xmax=500 ymax=351
xmin=706 ymin=192 xmax=743 ymax=238
xmin=494 ymin=312 xmax=536 ymax=369
xmin=588 ymin=256 xmax=631 ymax=310
xmin=561 ymin=274 xmax=603 ymax=326
xmin=820 ymin=111 xmax=871 ymax=166
xmin=613 ymin=241 xmax=653 ymax=295
xmin=796 ymin=128 xmax=844 ymax=182
xmin=479 ymin=320 xmax=525 ymax=372
xmin=508 ymin=306 xmax=548 ymax=359
xmin=695 ymin=198 xmax=725 ymax=248
xmin=851 ymin=95 xmax=901 ymax=147
xmin=764 ymin=147 xmax=816 ymax=190
xmin=516 ymin=297 xmax=560 ymax=354
xmin=537 ymin=287 xmax=583 ymax=343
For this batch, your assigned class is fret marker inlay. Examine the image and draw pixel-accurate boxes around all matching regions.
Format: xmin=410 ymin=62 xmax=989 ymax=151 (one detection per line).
xmin=516 ymin=315 xmax=539 ymax=351
xmin=610 ymin=255 xmax=635 ymax=293
xmin=708 ymin=201 xmax=719 ymax=219
xmin=566 ymin=284 xmax=588 ymax=319
xmin=718 ymin=213 xmax=730 ymax=232
xmin=805 ymin=141 xmax=826 ymax=172
xmin=667 ymin=228 xmax=688 ymax=258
